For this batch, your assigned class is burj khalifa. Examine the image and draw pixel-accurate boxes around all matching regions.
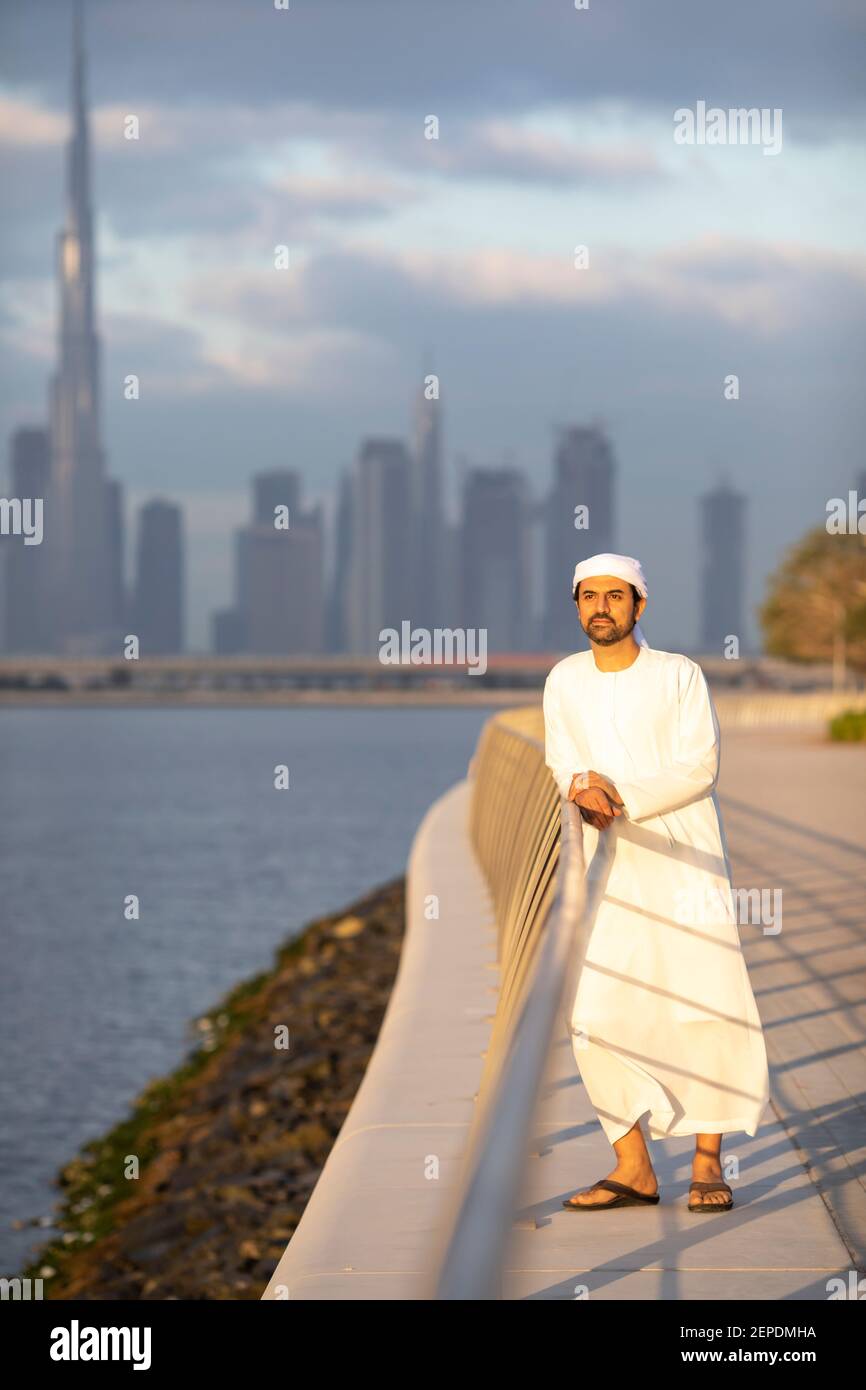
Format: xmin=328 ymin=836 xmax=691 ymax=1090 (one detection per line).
xmin=47 ymin=0 xmax=117 ymax=653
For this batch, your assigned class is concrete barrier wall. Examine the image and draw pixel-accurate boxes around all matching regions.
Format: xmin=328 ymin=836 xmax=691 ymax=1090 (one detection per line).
xmin=260 ymin=776 xmax=499 ymax=1299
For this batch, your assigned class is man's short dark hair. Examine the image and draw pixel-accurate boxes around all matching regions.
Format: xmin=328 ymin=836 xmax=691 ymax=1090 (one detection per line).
xmin=573 ymin=579 xmax=642 ymax=607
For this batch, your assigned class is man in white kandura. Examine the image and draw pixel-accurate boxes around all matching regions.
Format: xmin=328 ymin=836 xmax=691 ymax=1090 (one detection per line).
xmin=542 ymin=553 xmax=770 ymax=1213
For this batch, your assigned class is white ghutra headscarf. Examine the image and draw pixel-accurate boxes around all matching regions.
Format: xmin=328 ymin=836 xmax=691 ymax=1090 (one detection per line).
xmin=572 ymin=552 xmax=649 ymax=648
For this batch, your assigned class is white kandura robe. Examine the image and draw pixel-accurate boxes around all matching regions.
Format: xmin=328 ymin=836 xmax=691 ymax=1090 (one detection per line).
xmin=542 ymin=644 xmax=771 ymax=1146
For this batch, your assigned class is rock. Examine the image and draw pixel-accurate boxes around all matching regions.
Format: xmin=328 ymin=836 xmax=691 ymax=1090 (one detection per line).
xmin=333 ymin=915 xmax=365 ymax=938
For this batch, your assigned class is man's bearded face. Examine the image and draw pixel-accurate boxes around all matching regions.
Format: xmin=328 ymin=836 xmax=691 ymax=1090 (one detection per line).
xmin=575 ymin=579 xmax=640 ymax=645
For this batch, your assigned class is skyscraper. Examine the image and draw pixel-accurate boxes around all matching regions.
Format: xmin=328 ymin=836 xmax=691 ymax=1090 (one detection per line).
xmin=242 ymin=513 xmax=325 ymax=654
xmin=325 ymin=468 xmax=354 ymax=652
xmin=253 ymin=471 xmax=301 ymax=528
xmin=700 ymin=480 xmax=746 ymax=652
xmin=131 ymin=499 xmax=184 ymax=654
xmin=211 ymin=528 xmax=252 ymax=654
xmin=409 ymin=368 xmax=444 ymax=629
xmin=212 ymin=607 xmax=245 ymax=656
xmin=544 ymin=425 xmax=616 ymax=650
xmin=46 ymin=2 xmax=118 ymax=653
xmin=105 ymin=476 xmax=126 ymax=632
xmin=461 ymin=466 xmax=530 ymax=652
xmin=229 ymin=471 xmax=325 ymax=654
xmin=346 ymin=439 xmax=413 ymax=654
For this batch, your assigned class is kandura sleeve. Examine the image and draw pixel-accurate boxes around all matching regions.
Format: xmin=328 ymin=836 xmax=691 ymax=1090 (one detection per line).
xmin=542 ymin=672 xmax=583 ymax=800
xmin=616 ymin=660 xmax=720 ymax=822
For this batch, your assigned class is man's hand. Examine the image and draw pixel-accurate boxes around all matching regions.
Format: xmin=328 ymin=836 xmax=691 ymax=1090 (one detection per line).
xmin=574 ymin=787 xmax=620 ymax=829
xmin=574 ymin=770 xmax=625 ymax=806
xmin=567 ymin=771 xmax=625 ymax=830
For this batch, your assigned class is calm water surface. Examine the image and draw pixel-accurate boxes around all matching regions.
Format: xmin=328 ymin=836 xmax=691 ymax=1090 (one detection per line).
xmin=0 ymin=705 xmax=498 ymax=1271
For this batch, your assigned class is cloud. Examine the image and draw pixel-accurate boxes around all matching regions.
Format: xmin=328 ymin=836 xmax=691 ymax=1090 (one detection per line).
xmin=182 ymin=235 xmax=866 ymax=348
xmin=322 ymin=112 xmax=667 ymax=189
xmin=4 ymin=0 xmax=864 ymax=129
xmin=437 ymin=121 xmax=664 ymax=186
xmin=271 ymin=171 xmax=420 ymax=219
xmin=0 ymin=94 xmax=66 ymax=146
xmin=0 ymin=90 xmax=667 ymax=259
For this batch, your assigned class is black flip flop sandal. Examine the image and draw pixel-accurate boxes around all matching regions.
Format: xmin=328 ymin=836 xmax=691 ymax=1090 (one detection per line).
xmin=688 ymin=1180 xmax=733 ymax=1212
xmin=562 ymin=1178 xmax=660 ymax=1210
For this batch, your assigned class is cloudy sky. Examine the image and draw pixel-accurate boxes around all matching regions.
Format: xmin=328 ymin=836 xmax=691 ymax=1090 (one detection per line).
xmin=1 ymin=0 xmax=865 ymax=650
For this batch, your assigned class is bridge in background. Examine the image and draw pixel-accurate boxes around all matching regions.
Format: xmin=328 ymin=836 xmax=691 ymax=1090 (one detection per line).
xmin=0 ymin=652 xmax=860 ymax=700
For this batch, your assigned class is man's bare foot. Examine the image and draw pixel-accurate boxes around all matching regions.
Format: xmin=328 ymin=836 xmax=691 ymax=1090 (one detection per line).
xmin=690 ymin=1151 xmax=730 ymax=1208
xmin=563 ymin=1163 xmax=658 ymax=1208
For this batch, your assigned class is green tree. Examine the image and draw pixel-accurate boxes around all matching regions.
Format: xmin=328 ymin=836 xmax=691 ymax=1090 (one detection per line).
xmin=759 ymin=526 xmax=866 ymax=686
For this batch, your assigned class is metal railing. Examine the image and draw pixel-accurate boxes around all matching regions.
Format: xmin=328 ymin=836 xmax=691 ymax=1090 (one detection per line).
xmin=429 ymin=708 xmax=589 ymax=1299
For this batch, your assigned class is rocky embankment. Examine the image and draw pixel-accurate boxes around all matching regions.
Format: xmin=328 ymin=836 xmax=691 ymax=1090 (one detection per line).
xmin=19 ymin=877 xmax=405 ymax=1300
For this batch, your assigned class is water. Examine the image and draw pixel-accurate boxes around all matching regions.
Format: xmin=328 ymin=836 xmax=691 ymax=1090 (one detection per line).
xmin=0 ymin=704 xmax=498 ymax=1273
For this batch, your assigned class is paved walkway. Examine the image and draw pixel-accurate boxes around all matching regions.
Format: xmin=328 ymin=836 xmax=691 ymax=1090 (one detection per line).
xmin=507 ymin=729 xmax=866 ymax=1299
